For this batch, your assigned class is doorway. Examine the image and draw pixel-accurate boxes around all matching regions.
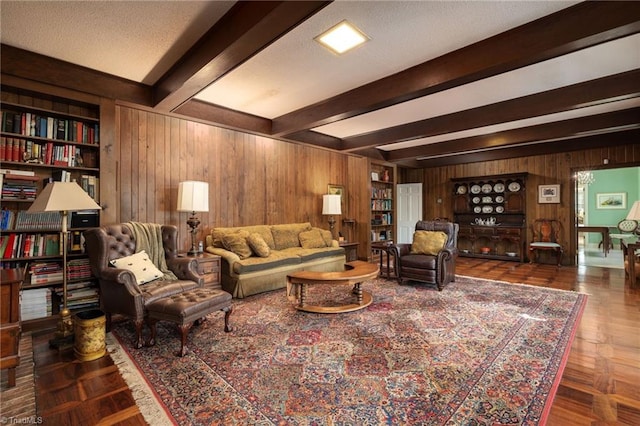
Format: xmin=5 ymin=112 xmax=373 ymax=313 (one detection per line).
xmin=397 ymin=183 xmax=422 ymax=244
xmin=575 ymin=166 xmax=639 ymax=268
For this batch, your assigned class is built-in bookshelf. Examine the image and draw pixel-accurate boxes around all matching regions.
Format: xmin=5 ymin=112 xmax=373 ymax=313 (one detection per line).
xmin=0 ymin=85 xmax=101 ymax=332
xmin=369 ymin=160 xmax=396 ymax=267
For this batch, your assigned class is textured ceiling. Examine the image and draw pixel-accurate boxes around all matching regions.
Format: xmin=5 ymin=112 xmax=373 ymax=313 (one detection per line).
xmin=1 ymin=1 xmax=638 ymax=166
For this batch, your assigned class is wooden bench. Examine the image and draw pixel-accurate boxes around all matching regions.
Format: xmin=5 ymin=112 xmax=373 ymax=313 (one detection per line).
xmin=287 ymin=261 xmax=379 ymax=313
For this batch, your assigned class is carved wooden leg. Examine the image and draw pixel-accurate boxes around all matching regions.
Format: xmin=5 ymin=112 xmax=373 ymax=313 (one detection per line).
xmin=299 ymin=283 xmax=307 ymax=307
xmin=354 ymin=283 xmax=363 ymax=304
xmin=146 ymin=318 xmax=158 ymax=347
xmin=134 ymin=319 xmax=145 ymax=349
xmin=223 ymin=306 xmax=234 ymax=332
xmin=177 ymin=323 xmax=193 ymax=357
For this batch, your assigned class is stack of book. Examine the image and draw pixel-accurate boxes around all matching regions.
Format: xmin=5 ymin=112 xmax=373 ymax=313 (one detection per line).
xmin=29 ymin=262 xmax=63 ymax=284
xmin=54 ymin=281 xmax=99 ymax=312
xmin=20 ymin=288 xmax=52 ymax=320
xmin=1 ymin=174 xmax=39 ymax=200
xmin=67 ymin=258 xmax=92 ymax=280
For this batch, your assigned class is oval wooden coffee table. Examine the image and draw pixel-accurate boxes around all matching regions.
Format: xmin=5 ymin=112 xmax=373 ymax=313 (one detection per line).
xmin=287 ymin=261 xmax=379 ymax=313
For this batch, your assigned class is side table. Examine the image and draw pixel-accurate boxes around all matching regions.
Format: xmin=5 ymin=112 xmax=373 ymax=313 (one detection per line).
xmin=180 ymin=252 xmax=221 ymax=289
xmin=371 ymin=241 xmax=398 ymax=279
xmin=339 ymin=241 xmax=359 ymax=262
xmin=1 ymin=269 xmax=23 ymax=388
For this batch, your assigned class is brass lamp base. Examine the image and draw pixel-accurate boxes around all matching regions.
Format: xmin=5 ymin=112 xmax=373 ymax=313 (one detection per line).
xmin=187 ymin=213 xmax=201 ymax=255
xmin=49 ymin=308 xmax=75 ymax=352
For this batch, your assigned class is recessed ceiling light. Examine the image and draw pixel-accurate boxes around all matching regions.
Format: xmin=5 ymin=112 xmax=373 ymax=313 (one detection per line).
xmin=315 ymin=20 xmax=369 ymax=55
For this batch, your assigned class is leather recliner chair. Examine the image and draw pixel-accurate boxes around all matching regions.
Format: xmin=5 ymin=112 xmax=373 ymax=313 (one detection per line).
xmin=393 ymin=220 xmax=459 ymax=291
xmin=84 ymin=223 xmax=202 ymax=348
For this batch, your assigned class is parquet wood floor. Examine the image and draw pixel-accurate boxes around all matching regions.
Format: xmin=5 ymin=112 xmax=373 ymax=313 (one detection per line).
xmin=25 ymin=258 xmax=640 ymax=425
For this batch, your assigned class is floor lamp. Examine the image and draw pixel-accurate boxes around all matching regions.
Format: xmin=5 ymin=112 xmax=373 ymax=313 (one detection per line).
xmin=177 ymin=181 xmax=209 ymax=255
xmin=27 ymin=181 xmax=102 ymax=350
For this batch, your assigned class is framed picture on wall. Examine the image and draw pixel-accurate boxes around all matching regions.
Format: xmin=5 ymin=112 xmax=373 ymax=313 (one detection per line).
xmin=596 ymin=192 xmax=627 ymax=209
xmin=328 ymin=184 xmax=346 ymax=214
xmin=538 ymin=184 xmax=560 ymax=204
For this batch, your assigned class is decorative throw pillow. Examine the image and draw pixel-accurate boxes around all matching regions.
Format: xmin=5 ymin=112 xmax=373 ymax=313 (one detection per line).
xmin=222 ymin=233 xmax=253 ymax=259
xmin=247 ymin=233 xmax=270 ymax=257
xmin=110 ymin=250 xmax=164 ymax=285
xmin=299 ymin=229 xmax=327 ymax=249
xmin=317 ymin=228 xmax=334 ymax=247
xmin=410 ymin=231 xmax=448 ymax=255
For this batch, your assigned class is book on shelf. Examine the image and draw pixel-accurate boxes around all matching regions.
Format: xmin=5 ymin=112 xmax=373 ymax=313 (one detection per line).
xmin=20 ymin=287 xmax=52 ymax=320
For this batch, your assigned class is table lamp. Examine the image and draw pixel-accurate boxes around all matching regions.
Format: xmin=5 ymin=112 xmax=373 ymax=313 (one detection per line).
xmin=177 ymin=181 xmax=209 ymax=255
xmin=322 ymin=194 xmax=342 ymax=238
xmin=27 ymin=181 xmax=102 ymax=349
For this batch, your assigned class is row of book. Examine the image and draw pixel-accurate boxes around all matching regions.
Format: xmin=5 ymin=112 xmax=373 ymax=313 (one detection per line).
xmin=372 ymin=187 xmax=393 ymax=199
xmin=371 ymin=212 xmax=393 ymax=226
xmin=0 ymin=137 xmax=93 ymax=167
xmin=21 ymin=288 xmax=52 ymax=320
xmin=2 ymin=233 xmax=62 ymax=259
xmin=371 ymin=229 xmax=393 ymax=242
xmin=1 ymin=110 xmax=99 ymax=145
xmin=20 ymin=281 xmax=100 ymax=320
xmin=1 ymin=210 xmax=64 ymax=231
xmin=1 ymin=175 xmax=37 ymax=200
xmin=371 ymin=199 xmax=393 ymax=211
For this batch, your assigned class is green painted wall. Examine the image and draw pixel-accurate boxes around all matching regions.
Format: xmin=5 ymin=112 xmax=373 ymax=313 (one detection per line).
xmin=585 ymin=166 xmax=640 ymax=244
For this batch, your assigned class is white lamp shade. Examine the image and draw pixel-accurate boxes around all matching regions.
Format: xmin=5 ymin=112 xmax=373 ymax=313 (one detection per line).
xmin=177 ymin=181 xmax=209 ymax=212
xmin=322 ymin=194 xmax=342 ymax=215
xmin=27 ymin=181 xmax=101 ymax=213
xmin=627 ymin=200 xmax=640 ymax=221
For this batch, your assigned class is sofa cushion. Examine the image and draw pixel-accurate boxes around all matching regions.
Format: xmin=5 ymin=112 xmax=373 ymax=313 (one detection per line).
xmin=317 ymin=228 xmax=334 ymax=247
xmin=232 ymin=251 xmax=301 ymax=274
xmin=298 ymin=229 xmax=327 ymax=249
xmin=247 ymin=232 xmax=271 ymax=257
xmin=222 ymin=232 xmax=252 ymax=259
xmin=411 ymin=231 xmax=447 ymax=255
xmin=110 ymin=250 xmax=164 ymax=284
xmin=211 ymin=225 xmax=275 ymax=250
xmin=271 ymin=222 xmax=312 ymax=250
xmin=293 ymin=246 xmax=346 ymax=262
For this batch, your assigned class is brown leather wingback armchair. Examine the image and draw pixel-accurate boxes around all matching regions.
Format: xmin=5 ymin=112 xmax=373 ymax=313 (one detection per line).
xmin=394 ymin=220 xmax=459 ymax=291
xmin=84 ymin=223 xmax=202 ymax=348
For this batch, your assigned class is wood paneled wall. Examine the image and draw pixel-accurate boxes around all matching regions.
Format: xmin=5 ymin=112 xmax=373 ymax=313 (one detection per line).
xmin=399 ymin=146 xmax=640 ymax=265
xmin=108 ymin=104 xmax=368 ymax=253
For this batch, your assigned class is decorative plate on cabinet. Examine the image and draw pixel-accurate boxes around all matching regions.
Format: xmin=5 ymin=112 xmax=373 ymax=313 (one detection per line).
xmin=456 ymin=185 xmax=467 ymax=194
xmin=482 ymin=196 xmax=492 ymax=204
xmin=495 ymin=206 xmax=505 ymax=213
xmin=494 ymin=183 xmax=505 ymax=193
xmin=470 ymin=185 xmax=481 ymax=194
xmin=481 ymin=184 xmax=492 ymax=193
xmin=474 ymin=206 xmax=482 ymax=213
xmin=508 ymin=181 xmax=521 ymax=192
xmin=472 ymin=197 xmax=481 ymax=204
xmin=495 ymin=196 xmax=504 ymax=203
xmin=482 ymin=205 xmax=493 ymax=213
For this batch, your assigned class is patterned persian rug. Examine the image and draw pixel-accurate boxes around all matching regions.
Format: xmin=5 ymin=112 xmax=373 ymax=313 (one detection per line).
xmin=110 ymin=276 xmax=587 ymax=425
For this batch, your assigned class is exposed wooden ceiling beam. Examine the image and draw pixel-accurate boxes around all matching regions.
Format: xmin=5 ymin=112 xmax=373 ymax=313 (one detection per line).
xmin=174 ymin=99 xmax=272 ymax=135
xmin=410 ymin=128 xmax=640 ymax=168
xmin=0 ymin=44 xmax=152 ymax=106
xmin=340 ymin=70 xmax=640 ymax=152
xmin=152 ymin=1 xmax=331 ymax=112
xmin=384 ymin=107 xmax=640 ymax=162
xmin=271 ymin=1 xmax=640 ymax=138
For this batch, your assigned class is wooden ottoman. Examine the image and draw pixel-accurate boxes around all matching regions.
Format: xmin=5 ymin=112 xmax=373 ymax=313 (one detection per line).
xmin=146 ymin=287 xmax=233 ymax=356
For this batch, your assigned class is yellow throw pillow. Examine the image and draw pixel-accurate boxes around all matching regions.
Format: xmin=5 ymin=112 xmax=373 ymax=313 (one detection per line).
xmin=222 ymin=233 xmax=252 ymax=259
xmin=317 ymin=228 xmax=334 ymax=247
xmin=410 ymin=231 xmax=447 ymax=255
xmin=247 ymin=233 xmax=271 ymax=257
xmin=299 ymin=229 xmax=327 ymax=249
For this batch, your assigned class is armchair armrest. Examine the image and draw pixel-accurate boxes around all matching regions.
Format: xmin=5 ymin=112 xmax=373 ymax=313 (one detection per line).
xmin=98 ymin=267 xmax=142 ymax=296
xmin=393 ymin=243 xmax=412 ymax=256
xmin=166 ymin=257 xmax=202 ymax=284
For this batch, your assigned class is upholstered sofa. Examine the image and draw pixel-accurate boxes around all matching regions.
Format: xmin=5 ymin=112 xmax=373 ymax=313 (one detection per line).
xmin=205 ymin=222 xmax=346 ymax=298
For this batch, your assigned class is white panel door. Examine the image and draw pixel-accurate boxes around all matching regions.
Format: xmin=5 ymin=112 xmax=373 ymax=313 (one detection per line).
xmin=397 ymin=183 xmax=423 ymax=244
